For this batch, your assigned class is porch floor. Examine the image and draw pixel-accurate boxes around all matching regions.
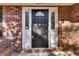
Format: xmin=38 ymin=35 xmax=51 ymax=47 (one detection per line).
xmin=11 ymin=48 xmax=75 ymax=56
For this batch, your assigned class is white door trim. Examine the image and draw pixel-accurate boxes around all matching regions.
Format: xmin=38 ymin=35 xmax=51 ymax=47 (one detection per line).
xmin=22 ymin=7 xmax=58 ymax=49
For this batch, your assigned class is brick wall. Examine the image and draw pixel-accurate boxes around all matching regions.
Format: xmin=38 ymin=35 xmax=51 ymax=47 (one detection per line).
xmin=58 ymin=6 xmax=70 ymax=21
xmin=58 ymin=4 xmax=79 ymax=50
xmin=3 ymin=6 xmax=22 ymax=52
xmin=58 ymin=4 xmax=79 ymax=23
xmin=69 ymin=4 xmax=79 ymax=23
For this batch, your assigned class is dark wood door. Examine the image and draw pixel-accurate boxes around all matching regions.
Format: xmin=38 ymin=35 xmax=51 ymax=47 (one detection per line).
xmin=32 ymin=9 xmax=48 ymax=48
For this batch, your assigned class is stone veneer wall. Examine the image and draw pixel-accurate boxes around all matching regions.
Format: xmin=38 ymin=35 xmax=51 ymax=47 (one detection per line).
xmin=3 ymin=6 xmax=22 ymax=52
xmin=58 ymin=4 xmax=79 ymax=52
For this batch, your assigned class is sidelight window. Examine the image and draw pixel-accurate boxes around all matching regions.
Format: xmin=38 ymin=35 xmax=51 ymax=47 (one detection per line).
xmin=51 ymin=12 xmax=55 ymax=29
xmin=25 ymin=12 xmax=29 ymax=29
xmin=0 ymin=7 xmax=2 ymax=37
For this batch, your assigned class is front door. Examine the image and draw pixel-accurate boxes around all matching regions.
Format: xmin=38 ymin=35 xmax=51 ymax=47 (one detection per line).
xmin=32 ymin=9 xmax=48 ymax=48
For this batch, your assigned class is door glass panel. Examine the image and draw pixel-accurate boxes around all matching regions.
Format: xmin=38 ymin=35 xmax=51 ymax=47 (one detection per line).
xmin=35 ymin=11 xmax=45 ymax=16
xmin=51 ymin=12 xmax=55 ymax=29
xmin=32 ymin=9 xmax=48 ymax=48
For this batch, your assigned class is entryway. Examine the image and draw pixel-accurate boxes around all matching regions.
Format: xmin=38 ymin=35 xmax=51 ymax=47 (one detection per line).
xmin=22 ymin=7 xmax=58 ymax=49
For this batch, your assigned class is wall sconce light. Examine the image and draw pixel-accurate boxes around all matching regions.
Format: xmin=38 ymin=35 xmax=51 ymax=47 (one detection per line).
xmin=61 ymin=18 xmax=64 ymax=23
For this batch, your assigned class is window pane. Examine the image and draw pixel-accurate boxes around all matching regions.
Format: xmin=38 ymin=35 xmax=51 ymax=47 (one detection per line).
xmin=51 ymin=12 xmax=55 ymax=29
xmin=25 ymin=12 xmax=29 ymax=29
xmin=35 ymin=11 xmax=45 ymax=16
xmin=0 ymin=7 xmax=2 ymax=37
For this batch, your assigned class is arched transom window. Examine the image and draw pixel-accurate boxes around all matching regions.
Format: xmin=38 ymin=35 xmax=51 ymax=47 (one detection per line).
xmin=35 ymin=11 xmax=45 ymax=16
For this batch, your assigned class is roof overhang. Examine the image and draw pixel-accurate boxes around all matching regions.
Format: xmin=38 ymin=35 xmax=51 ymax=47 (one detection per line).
xmin=0 ymin=3 xmax=74 ymax=6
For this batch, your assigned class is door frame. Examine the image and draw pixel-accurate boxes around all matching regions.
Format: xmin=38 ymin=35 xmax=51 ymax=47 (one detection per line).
xmin=22 ymin=7 xmax=58 ymax=49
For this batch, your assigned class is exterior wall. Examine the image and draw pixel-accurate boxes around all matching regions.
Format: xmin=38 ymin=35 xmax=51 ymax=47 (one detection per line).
xmin=58 ymin=4 xmax=79 ymax=50
xmin=2 ymin=6 xmax=66 ymax=51
xmin=69 ymin=4 xmax=79 ymax=23
xmin=3 ymin=6 xmax=22 ymax=52
xmin=1 ymin=4 xmax=79 ymax=52
xmin=1 ymin=6 xmax=74 ymax=51
xmin=58 ymin=6 xmax=70 ymax=49
xmin=58 ymin=4 xmax=79 ymax=22
xmin=58 ymin=6 xmax=70 ymax=21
